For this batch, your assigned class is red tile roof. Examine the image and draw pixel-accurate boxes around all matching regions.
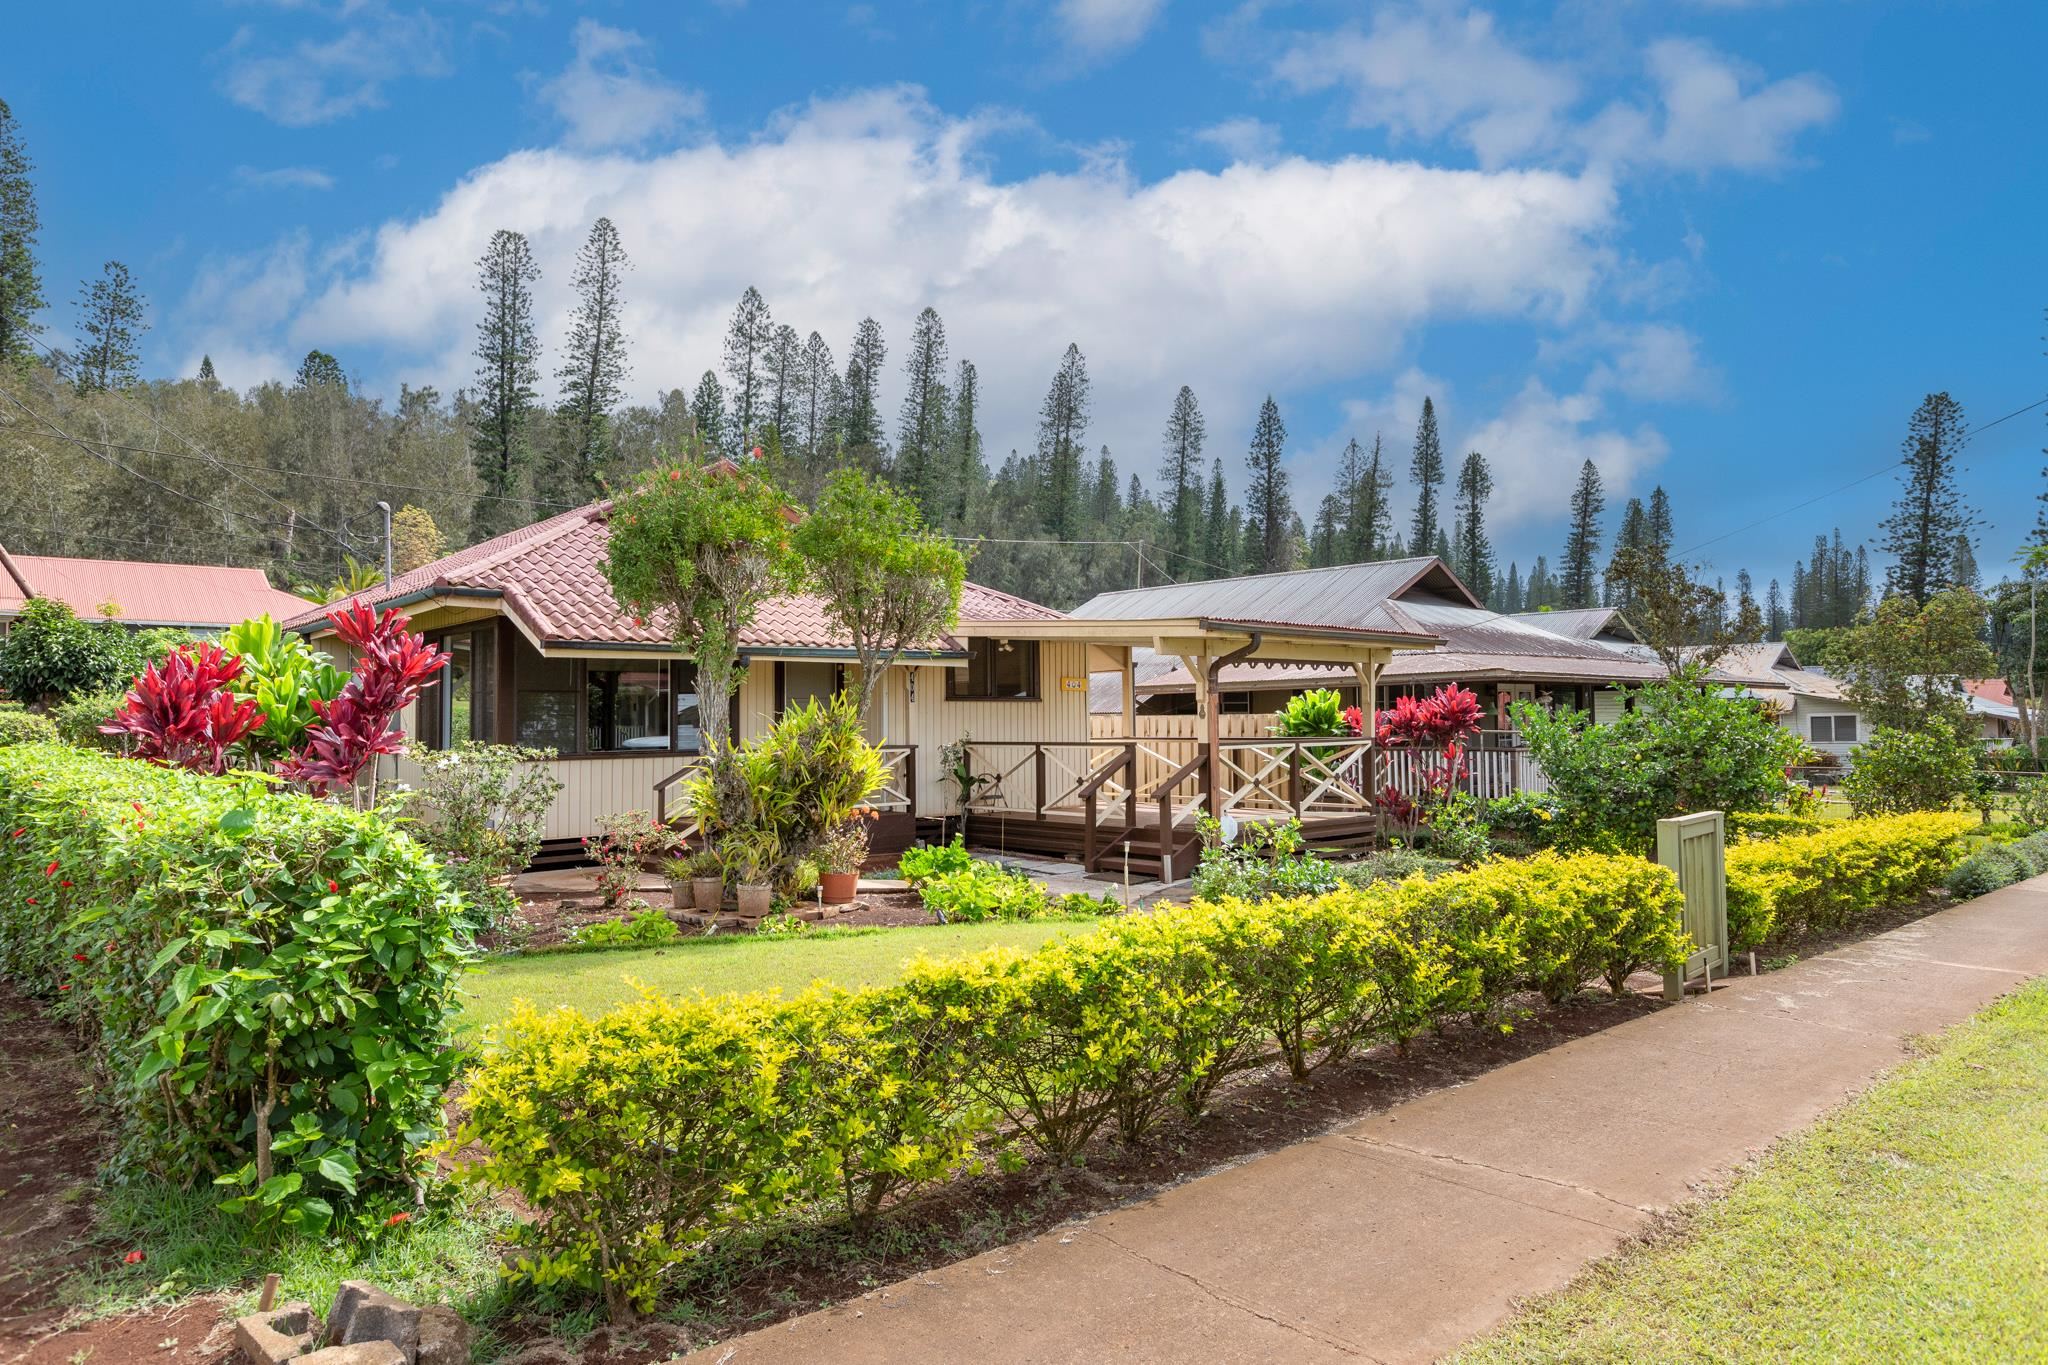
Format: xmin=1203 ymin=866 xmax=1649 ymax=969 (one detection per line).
xmin=283 ymin=502 xmax=1064 ymax=653
xmin=0 ymin=544 xmax=314 ymax=628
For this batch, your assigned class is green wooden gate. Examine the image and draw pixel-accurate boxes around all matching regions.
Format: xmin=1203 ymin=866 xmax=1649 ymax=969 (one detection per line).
xmin=1657 ymin=810 xmax=1727 ymax=1001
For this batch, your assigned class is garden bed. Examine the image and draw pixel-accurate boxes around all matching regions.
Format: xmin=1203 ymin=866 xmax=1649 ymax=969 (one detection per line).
xmin=491 ymin=880 xmax=945 ymax=951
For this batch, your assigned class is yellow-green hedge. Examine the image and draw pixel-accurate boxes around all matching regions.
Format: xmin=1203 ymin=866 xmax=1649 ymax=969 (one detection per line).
xmin=1725 ymin=811 xmax=1976 ymax=948
xmin=456 ymin=850 xmax=1685 ymax=1318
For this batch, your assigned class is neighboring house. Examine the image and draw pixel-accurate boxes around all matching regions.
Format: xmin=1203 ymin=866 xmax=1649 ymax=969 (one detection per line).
xmin=1076 ymin=559 xmax=1667 ymax=731
xmin=285 ymin=494 xmax=1437 ymax=872
xmin=1707 ymin=642 xmax=1867 ymax=763
xmin=0 ymin=543 xmax=313 ymax=634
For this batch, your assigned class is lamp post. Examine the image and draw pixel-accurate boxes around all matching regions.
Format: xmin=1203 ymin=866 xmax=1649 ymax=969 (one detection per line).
xmin=375 ymin=501 xmax=394 ymax=587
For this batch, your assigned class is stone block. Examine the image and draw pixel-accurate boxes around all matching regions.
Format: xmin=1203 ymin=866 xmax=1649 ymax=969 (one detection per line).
xmin=324 ymin=1281 xmax=420 ymax=1360
xmin=298 ymin=1345 xmax=407 ymax=1365
xmin=235 ymin=1300 xmax=314 ymax=1365
xmin=416 ymin=1305 xmax=475 ymax=1365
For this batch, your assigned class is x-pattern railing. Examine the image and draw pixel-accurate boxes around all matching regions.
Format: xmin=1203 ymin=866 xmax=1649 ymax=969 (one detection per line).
xmin=1214 ymin=738 xmax=1375 ymax=818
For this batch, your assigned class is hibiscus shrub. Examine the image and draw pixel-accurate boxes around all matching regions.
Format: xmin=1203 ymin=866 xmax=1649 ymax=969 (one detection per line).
xmin=0 ymin=743 xmax=465 ymax=1234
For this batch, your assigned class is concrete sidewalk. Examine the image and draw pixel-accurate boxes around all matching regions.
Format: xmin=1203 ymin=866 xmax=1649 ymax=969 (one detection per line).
xmin=691 ymin=876 xmax=2048 ymax=1365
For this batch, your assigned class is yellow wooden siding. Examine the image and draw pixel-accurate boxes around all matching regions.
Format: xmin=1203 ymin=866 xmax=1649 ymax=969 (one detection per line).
xmin=903 ymin=641 xmax=1094 ymax=813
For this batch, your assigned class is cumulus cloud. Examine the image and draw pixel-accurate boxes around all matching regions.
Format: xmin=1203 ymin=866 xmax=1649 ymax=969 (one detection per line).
xmin=1269 ymin=4 xmax=1834 ymax=175
xmin=1192 ymin=116 xmax=1283 ymax=164
xmin=218 ymin=3 xmax=449 ymax=126
xmin=185 ymin=88 xmax=1615 ymax=488
xmin=540 ymin=20 xmax=703 ymax=150
xmin=1054 ymin=0 xmax=1170 ymax=60
xmin=1544 ymin=321 xmax=1715 ymax=402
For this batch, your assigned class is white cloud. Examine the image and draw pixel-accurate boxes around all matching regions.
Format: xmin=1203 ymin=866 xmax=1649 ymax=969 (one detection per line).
xmin=1192 ymin=116 xmax=1283 ymax=164
xmin=1545 ymin=321 xmax=1715 ymax=402
xmin=1460 ymin=379 xmax=1667 ymax=532
xmin=218 ymin=4 xmax=450 ymax=126
xmin=1274 ymin=5 xmax=1578 ymax=168
xmin=1055 ymin=0 xmax=1170 ymax=60
xmin=234 ymin=165 xmax=337 ymax=191
xmin=202 ymin=87 xmax=1615 ymax=486
xmin=1268 ymin=5 xmax=1834 ymax=176
xmin=539 ymin=20 xmax=704 ymax=150
xmin=1582 ymin=38 xmax=1837 ymax=173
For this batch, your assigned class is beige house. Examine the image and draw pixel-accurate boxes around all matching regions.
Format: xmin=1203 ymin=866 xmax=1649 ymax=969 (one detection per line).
xmin=1707 ymin=643 xmax=1867 ymax=763
xmin=286 ymin=499 xmax=1439 ymax=876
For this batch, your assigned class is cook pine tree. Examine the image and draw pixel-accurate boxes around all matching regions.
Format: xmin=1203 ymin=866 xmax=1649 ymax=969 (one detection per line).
xmin=1879 ymin=391 xmax=1975 ymax=604
xmin=895 ymin=306 xmax=950 ymax=513
xmin=73 ymin=260 xmax=146 ymax=394
xmin=689 ymin=370 xmax=726 ymax=454
xmin=1161 ymin=385 xmax=1207 ymax=566
xmin=1035 ymin=343 xmax=1090 ymax=539
xmin=0 ymin=98 xmax=45 ymax=373
xmin=1453 ymin=450 xmax=1495 ymax=603
xmin=841 ymin=316 xmax=887 ymax=463
xmin=1409 ymin=396 xmax=1445 ymax=554
xmin=1340 ymin=433 xmax=1394 ymax=563
xmin=720 ymin=286 xmax=773 ymax=459
xmin=469 ymin=230 xmax=542 ymax=537
xmin=1245 ymin=395 xmax=1293 ymax=572
xmin=550 ymin=216 xmax=630 ymax=505
xmin=1559 ymin=459 xmax=1605 ymax=608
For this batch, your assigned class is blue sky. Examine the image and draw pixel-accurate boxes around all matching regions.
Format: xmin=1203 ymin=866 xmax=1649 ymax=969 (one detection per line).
xmin=6 ymin=0 xmax=2045 ymax=593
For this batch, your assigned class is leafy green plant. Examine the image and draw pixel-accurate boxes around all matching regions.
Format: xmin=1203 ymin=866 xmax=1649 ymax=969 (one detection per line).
xmin=1483 ymin=790 xmax=1561 ymax=849
xmin=219 ymin=614 xmax=349 ymax=761
xmin=570 ymin=909 xmax=681 ymax=949
xmin=398 ymin=741 xmax=563 ymax=937
xmin=584 ymin=811 xmax=682 ymax=910
xmin=1333 ymin=846 xmax=1455 ymax=889
xmin=1275 ymin=688 xmax=1351 ymax=738
xmin=2011 ymin=776 xmax=2048 ymax=832
xmin=918 ymin=863 xmax=1057 ymax=922
xmin=899 ymin=835 xmax=975 ymax=886
xmin=1513 ymin=668 xmax=1803 ymax=855
xmin=0 ymin=598 xmax=162 ymax=703
xmin=1727 ymin=811 xmax=1828 ymax=842
xmin=1841 ymin=725 xmax=1978 ymax=816
xmin=1421 ymin=790 xmax=1492 ymax=866
xmin=0 ymin=703 xmax=56 ymax=745
xmin=49 ymin=688 xmax=129 ymax=750
xmin=0 ymin=744 xmax=464 ymax=1236
xmin=1189 ymin=817 xmax=1341 ymax=901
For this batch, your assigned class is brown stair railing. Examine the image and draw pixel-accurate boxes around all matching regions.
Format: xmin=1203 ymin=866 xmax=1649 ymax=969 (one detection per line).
xmin=1076 ymin=742 xmax=1137 ymax=872
xmin=1152 ymin=748 xmax=1211 ymax=883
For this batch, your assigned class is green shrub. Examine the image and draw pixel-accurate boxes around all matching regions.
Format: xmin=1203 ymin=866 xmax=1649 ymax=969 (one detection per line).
xmin=1841 ymin=725 xmax=1977 ymax=816
xmin=1724 ymin=812 xmax=1976 ymax=947
xmin=50 ymin=689 xmax=128 ymax=750
xmin=1513 ymin=671 xmax=1802 ymax=855
xmin=1189 ymin=818 xmax=1341 ymax=902
xmin=0 ymin=598 xmax=155 ymax=703
xmin=0 ymin=703 xmax=56 ymax=745
xmin=1335 ymin=845 xmax=1455 ymax=889
xmin=1727 ymin=811 xmax=1827 ymax=842
xmin=570 ymin=909 xmax=681 ymax=949
xmin=1946 ymin=848 xmax=2029 ymax=901
xmin=2011 ymin=775 xmax=2048 ymax=831
xmin=0 ymin=743 xmax=464 ymax=1235
xmin=1420 ymin=790 xmax=1492 ymax=866
xmin=1274 ymin=688 xmax=1351 ymax=738
xmin=917 ymin=862 xmax=1057 ymax=922
xmin=398 ymin=741 xmax=563 ymax=937
xmin=898 ymin=835 xmax=974 ymax=886
xmin=1483 ymin=790 xmax=1562 ymax=849
xmin=458 ymin=848 xmax=1688 ymax=1319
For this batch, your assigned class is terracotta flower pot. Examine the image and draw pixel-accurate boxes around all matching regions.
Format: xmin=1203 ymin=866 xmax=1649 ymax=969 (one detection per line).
xmin=820 ymin=870 xmax=858 ymax=906
xmin=691 ymin=877 xmax=724 ymax=912
xmin=735 ymin=882 xmax=773 ymax=919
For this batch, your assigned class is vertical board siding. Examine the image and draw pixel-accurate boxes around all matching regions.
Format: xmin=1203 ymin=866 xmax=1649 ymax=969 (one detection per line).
xmin=907 ymin=642 xmax=1093 ymax=814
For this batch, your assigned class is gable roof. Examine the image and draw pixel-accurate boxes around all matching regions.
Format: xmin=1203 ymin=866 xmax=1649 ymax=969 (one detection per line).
xmin=0 ymin=544 xmax=314 ymax=628
xmin=282 ymin=501 xmax=1063 ymax=654
xmin=1506 ymin=607 xmax=1637 ymax=643
xmin=1071 ymin=557 xmax=1482 ymax=631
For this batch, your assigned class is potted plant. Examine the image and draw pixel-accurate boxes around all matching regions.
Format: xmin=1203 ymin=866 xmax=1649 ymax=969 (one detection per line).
xmin=723 ymin=828 xmax=780 ymax=919
xmin=817 ymin=819 xmax=869 ymax=906
xmin=665 ymin=848 xmax=723 ymax=913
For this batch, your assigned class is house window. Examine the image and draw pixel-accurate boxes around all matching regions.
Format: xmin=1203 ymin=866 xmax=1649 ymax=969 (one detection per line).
xmin=778 ymin=661 xmax=842 ymax=715
xmin=948 ymin=638 xmax=1039 ymax=701
xmin=516 ymin=651 xmax=579 ymax=753
xmin=588 ymin=664 xmax=672 ymax=752
xmin=421 ymin=625 xmax=496 ymax=749
xmin=1811 ymin=714 xmax=1858 ymax=744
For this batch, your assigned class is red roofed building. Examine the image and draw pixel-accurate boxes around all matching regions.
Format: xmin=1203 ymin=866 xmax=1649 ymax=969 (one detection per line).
xmin=0 ymin=543 xmax=314 ymax=632
xmin=286 ymin=493 xmax=1438 ymax=872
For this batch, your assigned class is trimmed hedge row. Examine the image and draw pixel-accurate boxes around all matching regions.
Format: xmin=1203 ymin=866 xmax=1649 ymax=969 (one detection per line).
xmin=457 ymin=850 xmax=1686 ymax=1318
xmin=0 ymin=744 xmax=465 ymax=1231
xmin=1724 ymin=811 xmax=1976 ymax=948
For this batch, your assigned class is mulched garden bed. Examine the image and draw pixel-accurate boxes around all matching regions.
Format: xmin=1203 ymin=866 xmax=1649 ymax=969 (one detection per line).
xmin=487 ymin=885 xmax=943 ymax=951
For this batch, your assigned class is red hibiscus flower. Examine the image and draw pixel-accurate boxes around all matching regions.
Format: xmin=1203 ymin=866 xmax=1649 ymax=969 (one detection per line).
xmin=123 ymin=1250 xmax=145 ymax=1265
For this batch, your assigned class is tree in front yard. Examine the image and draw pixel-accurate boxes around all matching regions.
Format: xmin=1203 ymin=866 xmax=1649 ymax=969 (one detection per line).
xmin=1514 ymin=669 xmax=1802 ymax=855
xmin=792 ymin=469 xmax=965 ymax=722
xmin=602 ymin=454 xmax=804 ymax=825
xmin=1834 ymin=588 xmax=1993 ymax=734
xmin=1841 ymin=724 xmax=1978 ymax=816
xmin=1604 ymin=547 xmax=1764 ymax=673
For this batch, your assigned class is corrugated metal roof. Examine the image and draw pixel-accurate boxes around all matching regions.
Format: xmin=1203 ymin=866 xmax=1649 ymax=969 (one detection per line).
xmin=1071 ymin=557 xmax=1480 ymax=626
xmin=1505 ymin=607 xmax=1632 ymax=642
xmin=1 ymin=546 xmax=314 ymax=627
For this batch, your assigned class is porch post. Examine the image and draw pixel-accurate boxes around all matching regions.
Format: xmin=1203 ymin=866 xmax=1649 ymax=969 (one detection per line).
xmin=1120 ymin=646 xmax=1136 ymax=738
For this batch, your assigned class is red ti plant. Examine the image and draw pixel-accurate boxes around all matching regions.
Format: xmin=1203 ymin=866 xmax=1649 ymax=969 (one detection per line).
xmin=275 ymin=601 xmax=446 ymax=807
xmin=1373 ymin=684 xmax=1484 ymax=829
xmin=102 ymin=644 xmax=263 ymax=775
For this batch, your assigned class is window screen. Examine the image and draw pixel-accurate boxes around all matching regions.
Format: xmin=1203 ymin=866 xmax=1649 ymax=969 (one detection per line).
xmin=948 ymin=639 xmax=1039 ymax=701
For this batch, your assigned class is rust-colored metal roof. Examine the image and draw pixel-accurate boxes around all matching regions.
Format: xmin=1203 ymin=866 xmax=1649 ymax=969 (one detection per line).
xmin=0 ymin=545 xmax=314 ymax=628
xmin=283 ymin=501 xmax=1062 ymax=653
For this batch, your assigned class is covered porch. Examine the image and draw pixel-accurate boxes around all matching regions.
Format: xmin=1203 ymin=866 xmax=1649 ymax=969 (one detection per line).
xmin=946 ymin=615 xmax=1438 ymax=881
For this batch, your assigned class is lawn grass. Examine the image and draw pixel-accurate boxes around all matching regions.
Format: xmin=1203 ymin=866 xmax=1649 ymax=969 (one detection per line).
xmin=1457 ymin=978 xmax=2048 ymax=1364
xmin=460 ymin=918 xmax=1093 ymax=1030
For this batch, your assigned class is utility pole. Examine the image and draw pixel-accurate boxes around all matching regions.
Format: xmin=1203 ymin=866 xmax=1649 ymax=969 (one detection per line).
xmin=375 ymin=501 xmax=394 ymax=586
